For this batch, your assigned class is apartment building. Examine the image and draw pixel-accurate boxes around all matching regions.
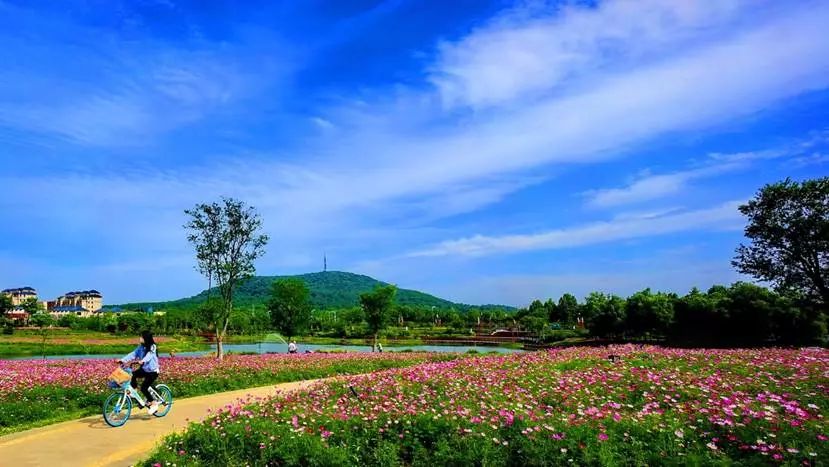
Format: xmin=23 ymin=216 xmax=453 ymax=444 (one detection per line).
xmin=49 ymin=290 xmax=103 ymax=317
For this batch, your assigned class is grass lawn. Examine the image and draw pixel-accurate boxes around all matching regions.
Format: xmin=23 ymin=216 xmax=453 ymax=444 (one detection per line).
xmin=0 ymin=329 xmax=207 ymax=358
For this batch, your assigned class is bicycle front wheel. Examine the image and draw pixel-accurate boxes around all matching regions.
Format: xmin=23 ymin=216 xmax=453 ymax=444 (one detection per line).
xmin=103 ymin=392 xmax=132 ymax=427
xmin=153 ymin=384 xmax=173 ymax=417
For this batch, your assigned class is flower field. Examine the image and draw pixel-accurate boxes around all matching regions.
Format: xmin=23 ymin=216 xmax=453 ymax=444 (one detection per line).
xmin=0 ymin=352 xmax=457 ymax=434
xmin=143 ymin=346 xmax=828 ymax=466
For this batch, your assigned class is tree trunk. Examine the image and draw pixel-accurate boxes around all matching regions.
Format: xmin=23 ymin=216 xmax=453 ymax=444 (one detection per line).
xmin=373 ymin=332 xmax=378 ymax=352
xmin=217 ymin=306 xmax=231 ymax=361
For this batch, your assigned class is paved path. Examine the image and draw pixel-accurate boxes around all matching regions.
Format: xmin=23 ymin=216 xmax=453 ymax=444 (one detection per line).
xmin=0 ymin=379 xmax=323 ymax=467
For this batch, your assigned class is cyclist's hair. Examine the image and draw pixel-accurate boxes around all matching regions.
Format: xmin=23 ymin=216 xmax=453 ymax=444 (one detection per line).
xmin=141 ymin=330 xmax=156 ymax=351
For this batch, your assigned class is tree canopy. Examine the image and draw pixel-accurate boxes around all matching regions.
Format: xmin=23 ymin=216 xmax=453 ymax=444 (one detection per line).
xmin=0 ymin=294 xmax=12 ymax=319
xmin=734 ymin=177 xmax=829 ymax=303
xmin=185 ymin=197 xmax=268 ymax=359
xmin=268 ymin=278 xmax=312 ymax=339
xmin=360 ymin=284 xmax=397 ymax=349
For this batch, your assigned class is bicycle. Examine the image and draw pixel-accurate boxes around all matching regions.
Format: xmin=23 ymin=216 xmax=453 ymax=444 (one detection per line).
xmin=102 ymin=363 xmax=173 ymax=427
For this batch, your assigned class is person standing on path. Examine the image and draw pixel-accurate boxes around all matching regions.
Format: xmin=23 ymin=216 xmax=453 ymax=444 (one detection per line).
xmin=288 ymin=341 xmax=298 ymax=354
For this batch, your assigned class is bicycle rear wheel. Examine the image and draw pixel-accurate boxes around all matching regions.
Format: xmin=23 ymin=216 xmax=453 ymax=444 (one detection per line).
xmin=152 ymin=384 xmax=173 ymax=417
xmin=103 ymin=392 xmax=132 ymax=427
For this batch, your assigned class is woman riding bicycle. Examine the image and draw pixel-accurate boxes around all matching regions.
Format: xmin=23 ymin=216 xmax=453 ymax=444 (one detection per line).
xmin=117 ymin=330 xmax=161 ymax=415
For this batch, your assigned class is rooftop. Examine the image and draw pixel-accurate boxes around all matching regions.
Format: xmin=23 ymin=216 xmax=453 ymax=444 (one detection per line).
xmin=61 ymin=290 xmax=102 ymax=297
xmin=2 ymin=287 xmax=37 ymax=294
xmin=52 ymin=305 xmax=89 ymax=312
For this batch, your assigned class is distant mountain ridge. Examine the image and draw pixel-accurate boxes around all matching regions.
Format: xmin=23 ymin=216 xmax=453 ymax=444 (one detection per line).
xmin=115 ymin=271 xmax=513 ymax=312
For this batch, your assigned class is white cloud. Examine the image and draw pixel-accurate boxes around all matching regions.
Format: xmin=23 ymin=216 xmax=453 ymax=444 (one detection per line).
xmin=382 ymin=2 xmax=829 ymax=192
xmin=585 ymin=132 xmax=829 ymax=209
xmin=583 ymin=157 xmax=752 ymax=208
xmin=311 ymin=117 xmax=335 ymax=130
xmin=410 ymin=201 xmax=744 ymax=257
xmin=0 ymin=56 xmax=252 ymax=146
xmin=430 ymin=0 xmax=771 ymax=109
xmin=791 ymin=152 xmax=829 ymax=167
xmin=585 ymin=169 xmax=711 ymax=208
xmin=611 ymin=207 xmax=685 ymax=221
xmin=3 ymin=0 xmax=829 ymax=301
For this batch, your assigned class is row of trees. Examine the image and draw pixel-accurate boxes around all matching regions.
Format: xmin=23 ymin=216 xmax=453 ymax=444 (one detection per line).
xmin=268 ymin=278 xmax=398 ymax=350
xmin=16 ymin=280 xmax=823 ymax=347
xmin=46 ymin=307 xmax=270 ymax=336
xmin=518 ymin=282 xmax=825 ymax=345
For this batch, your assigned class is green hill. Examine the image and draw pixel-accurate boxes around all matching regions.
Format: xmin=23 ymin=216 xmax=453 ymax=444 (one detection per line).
xmin=115 ymin=271 xmax=512 ymax=312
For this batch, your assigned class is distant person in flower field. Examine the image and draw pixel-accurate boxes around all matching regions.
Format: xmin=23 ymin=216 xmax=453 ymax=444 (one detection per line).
xmin=116 ymin=330 xmax=160 ymax=415
xmin=288 ymin=341 xmax=298 ymax=354
xmin=377 ymin=342 xmax=383 ymax=353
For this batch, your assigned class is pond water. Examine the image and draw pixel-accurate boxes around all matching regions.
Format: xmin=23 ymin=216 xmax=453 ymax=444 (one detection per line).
xmin=7 ymin=342 xmax=524 ymax=360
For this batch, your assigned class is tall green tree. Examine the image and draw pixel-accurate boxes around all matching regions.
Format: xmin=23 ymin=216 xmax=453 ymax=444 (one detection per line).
xmin=625 ymin=289 xmax=675 ymax=338
xmin=30 ymin=312 xmax=54 ymax=328
xmin=543 ymin=299 xmax=558 ymax=323
xmin=0 ymin=294 xmax=12 ymax=321
xmin=723 ymin=282 xmax=778 ymax=344
xmin=672 ymin=288 xmax=721 ymax=343
xmin=20 ymin=297 xmax=43 ymax=314
xmin=359 ymin=285 xmax=397 ymax=351
xmin=268 ymin=278 xmax=312 ymax=340
xmin=733 ymin=177 xmax=829 ymax=303
xmin=584 ymin=292 xmax=626 ymax=338
xmin=556 ymin=293 xmax=579 ymax=324
xmin=185 ymin=198 xmax=269 ymax=360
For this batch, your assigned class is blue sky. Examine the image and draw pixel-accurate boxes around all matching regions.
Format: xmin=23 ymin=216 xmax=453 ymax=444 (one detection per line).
xmin=1 ymin=0 xmax=828 ymax=306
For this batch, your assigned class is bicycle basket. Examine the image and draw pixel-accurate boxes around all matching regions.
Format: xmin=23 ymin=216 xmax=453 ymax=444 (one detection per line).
xmin=108 ymin=367 xmax=132 ymax=386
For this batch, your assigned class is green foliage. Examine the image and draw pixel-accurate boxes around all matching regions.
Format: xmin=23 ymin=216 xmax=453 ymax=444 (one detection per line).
xmin=56 ymin=314 xmax=78 ymax=328
xmin=184 ymin=197 xmax=269 ymax=359
xmin=592 ymin=283 xmax=827 ymax=345
xmin=585 ymin=293 xmax=626 ymax=338
xmin=19 ymin=297 xmax=43 ymax=314
xmin=360 ymin=285 xmax=397 ymax=344
xmin=625 ymin=289 xmax=675 ymax=338
xmin=734 ymin=177 xmax=829 ymax=303
xmin=556 ymin=293 xmax=579 ymax=323
xmin=540 ymin=329 xmax=586 ymax=344
xmin=268 ymin=278 xmax=312 ymax=339
xmin=116 ymin=312 xmax=151 ymax=333
xmin=0 ymin=294 xmax=12 ymax=317
xmin=29 ymin=312 xmax=54 ymax=328
xmin=509 ymin=281 xmax=826 ymax=346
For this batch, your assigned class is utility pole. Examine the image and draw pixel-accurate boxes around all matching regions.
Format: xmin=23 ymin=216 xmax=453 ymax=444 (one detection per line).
xmin=324 ymin=252 xmax=327 ymax=272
